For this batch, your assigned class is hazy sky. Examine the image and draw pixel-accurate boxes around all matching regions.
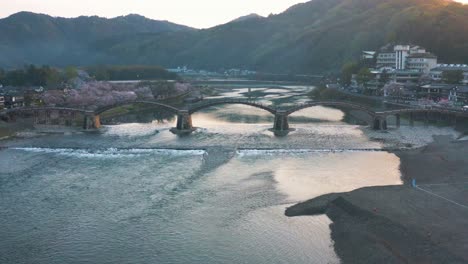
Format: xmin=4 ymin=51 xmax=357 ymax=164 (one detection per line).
xmin=0 ymin=0 xmax=308 ymax=28
xmin=1 ymin=0 xmax=467 ymax=28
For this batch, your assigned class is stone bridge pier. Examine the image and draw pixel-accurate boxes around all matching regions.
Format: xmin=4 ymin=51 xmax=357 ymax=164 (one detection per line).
xmin=373 ymin=115 xmax=388 ymax=130
xmin=83 ymin=114 xmax=101 ymax=130
xmin=272 ymin=111 xmax=293 ymax=136
xmin=170 ymin=110 xmax=194 ymax=135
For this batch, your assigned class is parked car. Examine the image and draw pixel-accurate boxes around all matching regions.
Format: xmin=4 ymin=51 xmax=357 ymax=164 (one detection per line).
xmin=463 ymin=106 xmax=468 ymax=112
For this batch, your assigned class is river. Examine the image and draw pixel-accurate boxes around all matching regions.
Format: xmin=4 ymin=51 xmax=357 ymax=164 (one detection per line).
xmin=0 ymin=82 xmax=458 ymax=264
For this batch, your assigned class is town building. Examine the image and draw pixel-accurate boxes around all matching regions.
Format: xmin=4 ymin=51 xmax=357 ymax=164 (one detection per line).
xmin=430 ymin=64 xmax=468 ymax=84
xmin=4 ymin=95 xmax=25 ymax=109
xmin=406 ymin=53 xmax=438 ymax=73
xmin=376 ymin=44 xmax=396 ymax=70
xmin=361 ymin=51 xmax=376 ymax=60
xmin=418 ymin=83 xmax=468 ymax=103
xmin=391 ymin=70 xmax=421 ymax=84
xmin=375 ymin=44 xmax=437 ymax=72
xmin=394 ymin=45 xmax=410 ymax=70
xmin=24 ymin=89 xmax=44 ymax=107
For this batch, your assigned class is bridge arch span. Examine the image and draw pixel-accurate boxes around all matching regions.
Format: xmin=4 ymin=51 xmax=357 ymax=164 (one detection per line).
xmin=3 ymin=107 xmax=92 ymax=115
xmin=187 ymin=100 xmax=276 ymax=115
xmin=94 ymin=101 xmax=180 ymax=115
xmin=284 ymin=101 xmax=376 ymax=117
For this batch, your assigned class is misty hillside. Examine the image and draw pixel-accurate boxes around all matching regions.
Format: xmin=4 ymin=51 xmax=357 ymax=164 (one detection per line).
xmin=1 ymin=0 xmax=467 ymax=73
xmin=0 ymin=12 xmax=193 ymax=67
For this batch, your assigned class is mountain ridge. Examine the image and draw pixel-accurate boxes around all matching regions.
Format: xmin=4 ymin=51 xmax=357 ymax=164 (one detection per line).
xmin=1 ymin=0 xmax=467 ymax=74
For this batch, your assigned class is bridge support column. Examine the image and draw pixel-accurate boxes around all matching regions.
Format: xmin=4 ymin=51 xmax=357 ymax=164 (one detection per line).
xmin=33 ymin=111 xmax=39 ymax=124
xmin=452 ymin=116 xmax=458 ymax=127
xmin=373 ymin=116 xmax=387 ymax=130
xmin=272 ymin=111 xmax=292 ymax=136
xmin=437 ymin=112 xmax=442 ymax=123
xmin=83 ymin=114 xmax=100 ymax=130
xmin=94 ymin=115 xmax=101 ymax=129
xmin=171 ymin=110 xmax=194 ymax=135
xmin=409 ymin=113 xmax=414 ymax=127
xmin=396 ymin=114 xmax=401 ymax=128
xmin=45 ymin=110 xmax=51 ymax=125
xmin=83 ymin=115 xmax=93 ymax=130
xmin=373 ymin=118 xmax=380 ymax=130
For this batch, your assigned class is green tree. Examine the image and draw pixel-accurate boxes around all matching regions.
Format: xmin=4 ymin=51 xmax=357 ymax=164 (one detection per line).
xmin=64 ymin=66 xmax=78 ymax=81
xmin=442 ymin=70 xmax=463 ymax=84
xmin=380 ymin=70 xmax=390 ymax=85
xmin=0 ymin=68 xmax=5 ymax=84
xmin=341 ymin=62 xmax=360 ymax=86
xmin=4 ymin=69 xmax=27 ymax=86
xmin=45 ymin=67 xmax=62 ymax=88
xmin=356 ymin=67 xmax=373 ymax=87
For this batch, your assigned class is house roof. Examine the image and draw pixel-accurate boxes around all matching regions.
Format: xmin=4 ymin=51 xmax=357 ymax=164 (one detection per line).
xmin=419 ymin=85 xmax=468 ymax=94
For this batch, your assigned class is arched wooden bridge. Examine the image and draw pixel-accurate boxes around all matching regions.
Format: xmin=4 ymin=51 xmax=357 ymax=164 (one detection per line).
xmin=2 ymin=99 xmax=468 ymax=135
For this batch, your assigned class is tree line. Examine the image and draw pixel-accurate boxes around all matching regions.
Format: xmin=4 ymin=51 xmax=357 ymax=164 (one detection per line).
xmin=0 ymin=65 xmax=179 ymax=88
xmin=86 ymin=65 xmax=179 ymax=81
xmin=0 ymin=65 xmax=78 ymax=88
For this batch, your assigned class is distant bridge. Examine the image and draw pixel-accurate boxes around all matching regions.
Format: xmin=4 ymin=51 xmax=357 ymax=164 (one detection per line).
xmin=2 ymin=99 xmax=468 ymax=135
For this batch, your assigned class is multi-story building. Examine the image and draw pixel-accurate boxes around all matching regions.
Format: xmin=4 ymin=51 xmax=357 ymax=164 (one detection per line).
xmin=406 ymin=53 xmax=438 ymax=73
xmin=394 ymin=45 xmax=411 ymax=70
xmin=375 ymin=44 xmax=437 ymax=72
xmin=391 ymin=70 xmax=422 ymax=84
xmin=376 ymin=45 xmax=396 ymax=70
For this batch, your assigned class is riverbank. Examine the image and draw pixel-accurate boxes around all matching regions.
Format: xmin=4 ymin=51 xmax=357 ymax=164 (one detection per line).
xmin=0 ymin=120 xmax=35 ymax=140
xmin=286 ymin=136 xmax=468 ymax=263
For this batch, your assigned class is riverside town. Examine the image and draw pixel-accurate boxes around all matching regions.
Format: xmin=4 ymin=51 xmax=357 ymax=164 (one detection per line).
xmin=337 ymin=44 xmax=468 ymax=109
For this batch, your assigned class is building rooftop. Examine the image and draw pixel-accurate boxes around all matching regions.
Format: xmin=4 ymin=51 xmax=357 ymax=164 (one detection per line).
xmin=421 ymin=85 xmax=468 ymax=93
xmin=407 ymin=53 xmax=437 ymax=59
xmin=432 ymin=64 xmax=468 ymax=71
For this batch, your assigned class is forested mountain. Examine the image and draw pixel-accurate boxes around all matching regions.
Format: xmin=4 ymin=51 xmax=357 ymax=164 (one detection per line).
xmin=1 ymin=0 xmax=467 ymax=74
xmin=0 ymin=12 xmax=193 ymax=67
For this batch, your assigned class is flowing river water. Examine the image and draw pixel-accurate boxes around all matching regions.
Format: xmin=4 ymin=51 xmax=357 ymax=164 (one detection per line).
xmin=0 ymin=83 xmax=459 ymax=264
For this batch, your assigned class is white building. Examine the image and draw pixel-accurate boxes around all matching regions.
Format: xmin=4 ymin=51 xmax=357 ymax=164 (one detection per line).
xmin=375 ymin=44 xmax=437 ymax=72
xmin=394 ymin=45 xmax=410 ymax=70
xmin=406 ymin=53 xmax=438 ymax=73
xmin=376 ymin=45 xmax=396 ymax=69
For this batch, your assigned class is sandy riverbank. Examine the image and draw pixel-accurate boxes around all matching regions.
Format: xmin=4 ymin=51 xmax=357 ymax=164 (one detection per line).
xmin=286 ymin=136 xmax=468 ymax=263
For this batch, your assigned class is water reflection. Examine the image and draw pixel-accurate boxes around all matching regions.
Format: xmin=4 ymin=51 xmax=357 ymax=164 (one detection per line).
xmin=289 ymin=106 xmax=345 ymax=123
